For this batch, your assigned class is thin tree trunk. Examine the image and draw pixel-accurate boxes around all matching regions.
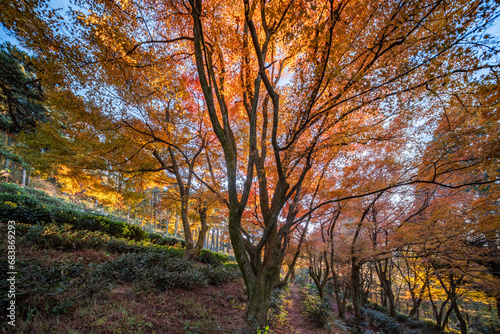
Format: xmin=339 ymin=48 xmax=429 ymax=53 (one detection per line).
xmin=215 ymin=227 xmax=219 ymax=253
xmin=22 ymin=168 xmax=26 ymax=186
xmin=174 ymin=214 xmax=178 ymax=237
xmin=375 ymin=260 xmax=396 ymax=317
xmin=351 ymin=260 xmax=362 ymax=333
xmin=185 ymin=203 xmax=209 ymax=260
xmin=278 ymin=219 xmax=310 ymax=288
xmin=309 ymin=251 xmax=330 ymax=299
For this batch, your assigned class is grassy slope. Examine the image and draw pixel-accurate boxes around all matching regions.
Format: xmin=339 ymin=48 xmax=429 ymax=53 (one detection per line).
xmin=0 ymin=183 xmax=246 ymax=333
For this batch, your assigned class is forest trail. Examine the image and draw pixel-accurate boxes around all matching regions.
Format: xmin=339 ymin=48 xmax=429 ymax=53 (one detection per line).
xmin=284 ymin=284 xmax=329 ymax=334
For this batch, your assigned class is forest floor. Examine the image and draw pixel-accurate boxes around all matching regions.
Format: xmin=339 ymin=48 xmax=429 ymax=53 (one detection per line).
xmin=9 ymin=243 xmax=354 ymax=334
xmin=8 ymin=244 xmax=251 ymax=333
xmin=280 ymin=284 xmax=330 ymax=334
xmin=6 ymin=233 xmax=349 ymax=334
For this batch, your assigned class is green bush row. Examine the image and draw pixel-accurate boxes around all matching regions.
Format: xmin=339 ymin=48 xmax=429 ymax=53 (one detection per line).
xmin=98 ymin=252 xmax=240 ymax=291
xmin=0 ymin=182 xmax=53 ymax=199
xmin=299 ymin=285 xmax=332 ymax=327
xmin=11 ymin=223 xmax=184 ymax=258
xmin=0 ymin=193 xmax=146 ymax=240
xmin=1 ymin=184 xmax=231 ymax=261
xmin=360 ymin=304 xmax=444 ymax=334
xmin=148 ymin=232 xmax=186 ymax=247
xmin=9 ymin=223 xmax=235 ymax=272
xmin=360 ymin=307 xmax=401 ymax=334
xmin=201 ymin=265 xmax=242 ymax=285
xmin=0 ymin=189 xmax=185 ymax=246
xmin=269 ymin=284 xmax=290 ymax=326
xmin=0 ymin=258 xmax=113 ymax=316
xmin=198 ymin=249 xmax=235 ymax=265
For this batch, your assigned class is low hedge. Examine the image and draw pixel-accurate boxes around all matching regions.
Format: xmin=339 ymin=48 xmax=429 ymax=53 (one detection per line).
xmin=14 ymin=223 xmax=184 ymax=257
xmin=0 ymin=184 xmax=237 ymax=262
xmin=269 ymin=284 xmax=290 ymax=326
xmin=201 ymin=264 xmax=242 ymax=285
xmin=360 ymin=303 xmax=445 ymax=334
xmin=148 ymin=232 xmax=186 ymax=247
xmin=299 ymin=285 xmax=332 ymax=327
xmin=198 ymin=249 xmax=235 ymax=264
xmin=360 ymin=306 xmax=401 ymax=334
xmin=0 ymin=193 xmax=146 ymax=241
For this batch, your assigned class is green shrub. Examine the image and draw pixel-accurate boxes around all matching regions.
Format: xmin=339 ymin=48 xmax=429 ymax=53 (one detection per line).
xmin=299 ymin=287 xmax=332 ymax=327
xmin=223 ymin=262 xmax=239 ymax=271
xmin=19 ymin=223 xmax=185 ymax=259
xmin=201 ymin=264 xmax=241 ymax=285
xmin=148 ymin=232 xmax=186 ymax=247
xmin=419 ymin=319 xmax=444 ymax=333
xmin=164 ymin=268 xmax=207 ymax=290
xmin=199 ymin=249 xmax=223 ymax=265
xmin=0 ymin=258 xmax=113 ymax=316
xmin=199 ymin=249 xmax=234 ymax=265
xmin=0 ymin=182 xmax=55 ymax=199
xmin=395 ymin=313 xmax=409 ymax=323
xmin=215 ymin=252 xmax=235 ymax=263
xmin=365 ymin=300 xmax=389 ymax=313
xmin=269 ymin=284 xmax=290 ymax=326
xmin=0 ymin=182 xmax=26 ymax=194
xmin=23 ymin=224 xmax=105 ymax=251
xmin=98 ymin=253 xmax=207 ymax=290
xmin=0 ymin=191 xmax=148 ymax=241
xmin=361 ymin=307 xmax=401 ymax=334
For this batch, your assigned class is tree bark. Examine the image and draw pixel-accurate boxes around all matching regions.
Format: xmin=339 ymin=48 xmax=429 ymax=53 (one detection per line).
xmin=332 ymin=268 xmax=346 ymax=319
xmin=309 ymin=251 xmax=330 ymax=299
xmin=244 ymin=267 xmax=280 ymax=327
xmin=351 ymin=259 xmax=362 ymax=333
xmin=185 ymin=202 xmax=209 ymax=261
xmin=375 ymin=259 xmax=396 ymax=317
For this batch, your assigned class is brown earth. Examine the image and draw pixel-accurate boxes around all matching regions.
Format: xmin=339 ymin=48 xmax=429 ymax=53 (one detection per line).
xmin=13 ymin=279 xmax=250 ymax=333
xmin=278 ymin=284 xmax=328 ymax=334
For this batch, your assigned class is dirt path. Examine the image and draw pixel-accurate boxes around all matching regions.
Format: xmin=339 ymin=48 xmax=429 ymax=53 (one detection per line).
xmin=283 ymin=284 xmax=328 ymax=334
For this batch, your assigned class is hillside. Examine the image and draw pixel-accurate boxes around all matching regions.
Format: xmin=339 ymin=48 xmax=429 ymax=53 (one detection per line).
xmin=0 ymin=183 xmax=247 ymax=333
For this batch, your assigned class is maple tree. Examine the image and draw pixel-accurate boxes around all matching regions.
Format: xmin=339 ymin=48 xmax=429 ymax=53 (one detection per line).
xmin=1 ymin=0 xmax=499 ymax=329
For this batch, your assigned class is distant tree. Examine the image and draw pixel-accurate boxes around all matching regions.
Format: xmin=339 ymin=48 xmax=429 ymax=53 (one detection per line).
xmin=0 ymin=45 xmax=48 ymax=134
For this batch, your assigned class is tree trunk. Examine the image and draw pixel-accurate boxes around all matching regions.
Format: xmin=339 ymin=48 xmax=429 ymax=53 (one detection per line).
xmin=244 ymin=272 xmax=277 ymax=328
xmin=22 ymin=168 xmax=26 ymax=186
xmin=165 ymin=212 xmax=170 ymax=234
xmin=4 ymin=136 xmax=11 ymax=170
xmin=409 ymin=297 xmax=423 ymax=319
xmin=453 ymin=301 xmax=467 ymax=334
xmin=375 ymin=260 xmax=396 ymax=317
xmin=309 ymin=251 xmax=329 ymax=300
xmin=408 ymin=281 xmax=427 ymax=319
xmin=180 ymin=196 xmax=194 ymax=260
xmin=332 ymin=269 xmax=346 ymax=319
xmin=215 ymin=227 xmax=219 ymax=252
xmin=351 ymin=259 xmax=362 ymax=333
xmin=185 ymin=203 xmax=209 ymax=261
xmin=174 ymin=214 xmax=178 ymax=237
xmin=279 ymin=219 xmax=310 ymax=288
